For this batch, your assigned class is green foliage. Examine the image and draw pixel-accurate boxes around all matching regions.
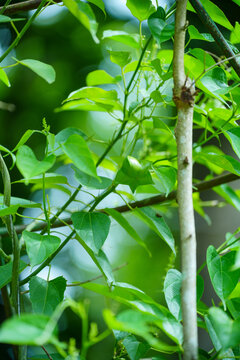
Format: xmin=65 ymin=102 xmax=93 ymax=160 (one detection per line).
xmin=23 ymin=231 xmax=61 ymax=267
xmin=72 ymin=212 xmax=111 ymax=254
xmin=14 ymin=59 xmax=56 ymax=84
xmin=0 ymin=0 xmax=240 ymax=359
xmin=29 ymin=276 xmax=67 ymax=315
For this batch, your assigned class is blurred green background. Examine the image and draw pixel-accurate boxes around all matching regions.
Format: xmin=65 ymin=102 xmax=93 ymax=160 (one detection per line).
xmin=0 ymin=0 xmax=240 ymax=359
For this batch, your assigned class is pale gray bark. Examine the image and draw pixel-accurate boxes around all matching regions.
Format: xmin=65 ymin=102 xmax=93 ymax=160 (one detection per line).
xmin=173 ymin=1 xmax=198 ymax=359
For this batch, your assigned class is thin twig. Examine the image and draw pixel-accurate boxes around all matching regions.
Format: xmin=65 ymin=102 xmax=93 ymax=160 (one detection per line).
xmin=67 ymin=262 xmax=128 ymax=287
xmin=189 ymin=0 xmax=240 ymax=78
xmin=41 ymin=346 xmax=53 ymax=360
xmin=0 ymin=0 xmax=61 ymax=15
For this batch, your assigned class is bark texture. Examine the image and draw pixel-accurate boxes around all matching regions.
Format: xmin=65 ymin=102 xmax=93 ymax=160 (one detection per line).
xmin=173 ymin=1 xmax=198 ymax=359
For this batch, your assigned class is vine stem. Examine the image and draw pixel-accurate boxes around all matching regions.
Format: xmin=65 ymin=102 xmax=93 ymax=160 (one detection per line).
xmin=0 ymin=153 xmax=20 ymax=316
xmin=173 ymin=1 xmax=198 ymax=359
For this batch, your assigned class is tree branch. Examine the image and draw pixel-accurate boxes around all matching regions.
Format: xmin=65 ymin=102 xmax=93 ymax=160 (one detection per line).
xmin=0 ymin=172 xmax=238 ymax=238
xmin=189 ymin=0 xmax=240 ymax=78
xmin=0 ymin=0 xmax=61 ymax=15
xmin=173 ymin=0 xmax=198 ymax=359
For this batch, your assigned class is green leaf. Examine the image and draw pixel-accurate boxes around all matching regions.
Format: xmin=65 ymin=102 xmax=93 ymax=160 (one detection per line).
xmin=134 ymin=207 xmax=175 ymax=254
xmin=81 ymin=281 xmax=182 ymax=344
xmin=0 ymin=195 xmax=41 ymax=209
xmin=56 ymin=99 xmax=115 ymax=112
xmin=73 ymin=166 xmax=112 ymax=189
xmin=71 ymin=212 xmax=111 ymax=254
xmin=95 ymin=249 xmax=115 ymax=285
xmin=150 ymin=90 xmax=165 ymax=104
xmin=224 ymin=127 xmax=240 ymax=159
xmin=0 ymin=67 xmax=10 ymax=87
xmin=164 ymin=270 xmax=204 ymax=322
xmin=164 ymin=269 xmax=182 ymax=321
xmin=55 ymin=127 xmax=86 ymax=145
xmin=213 ymin=184 xmax=240 ymax=212
xmin=15 ymin=58 xmax=56 ymax=84
xmin=187 ymin=0 xmax=233 ymax=30
xmin=230 ymin=21 xmax=240 ymax=44
xmin=152 ymin=166 xmax=177 ymax=196
xmin=66 ymin=86 xmax=119 ymax=102
xmin=227 ymin=298 xmax=240 ymax=320
xmin=148 ymin=7 xmax=175 ymax=45
xmin=87 ymin=0 xmax=105 ymax=15
xmin=61 ymin=134 xmax=98 ymax=178
xmin=207 ymin=307 xmax=240 ymax=350
xmin=0 ymin=260 xmax=27 ymax=289
xmin=105 ymin=208 xmax=151 ymax=255
xmin=63 ymin=0 xmax=99 ymax=43
xmin=102 ymin=30 xmax=140 ymax=48
xmin=188 ymin=25 xmax=214 ymax=42
xmin=123 ymin=335 xmax=150 ymax=360
xmin=109 ymin=50 xmax=132 ymax=68
xmin=86 ymin=70 xmax=118 ymax=86
xmin=196 ymin=152 xmax=240 ymax=176
xmin=0 ymin=314 xmax=57 ymax=345
xmin=29 ymin=276 xmax=66 ymax=315
xmin=0 ymin=15 xmax=25 ymax=23
xmin=12 ymin=129 xmax=39 ymax=152
xmin=23 ymin=231 xmax=61 ymax=267
xmin=207 ymin=246 xmax=240 ymax=308
xmin=200 ymin=68 xmax=228 ymax=95
xmin=104 ymin=309 xmax=180 ymax=352
xmin=62 ymin=86 xmax=121 ymax=111
xmin=126 ymin=0 xmax=155 ymax=21
xmin=115 ymin=156 xmax=153 ymax=192
xmin=0 ymin=204 xmax=20 ymax=216
xmin=16 ymin=146 xmax=55 ymax=179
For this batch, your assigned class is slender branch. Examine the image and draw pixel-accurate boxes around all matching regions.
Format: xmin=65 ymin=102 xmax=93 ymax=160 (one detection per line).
xmin=41 ymin=346 xmax=53 ymax=360
xmin=189 ymin=0 xmax=240 ymax=78
xmin=0 ymin=0 xmax=47 ymax=64
xmin=66 ymin=262 xmax=128 ymax=287
xmin=0 ymin=172 xmax=239 ymax=237
xmin=173 ymin=1 xmax=198 ymax=359
xmin=0 ymin=0 xmax=61 ymax=15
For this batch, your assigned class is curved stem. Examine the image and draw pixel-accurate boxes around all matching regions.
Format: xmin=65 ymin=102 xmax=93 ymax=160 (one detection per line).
xmin=0 ymin=153 xmax=20 ymax=315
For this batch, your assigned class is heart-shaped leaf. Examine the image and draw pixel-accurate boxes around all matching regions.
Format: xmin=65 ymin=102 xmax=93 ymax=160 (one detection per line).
xmin=72 ymin=212 xmax=111 ymax=254
xmin=30 ymin=276 xmax=66 ymax=315
xmin=23 ymin=231 xmax=61 ymax=267
xmin=16 ymin=146 xmax=55 ymax=179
